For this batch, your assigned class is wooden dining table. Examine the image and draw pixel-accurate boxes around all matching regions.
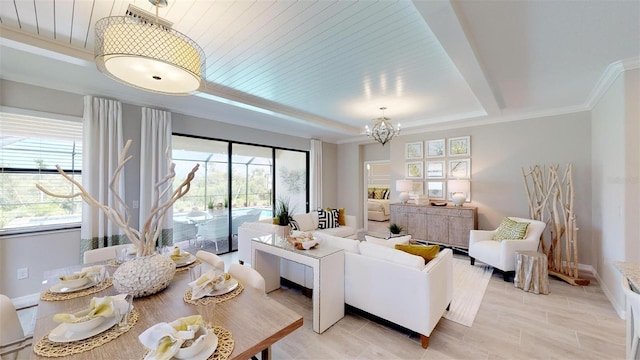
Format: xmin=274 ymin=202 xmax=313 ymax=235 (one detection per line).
xmin=31 ymin=260 xmax=303 ymax=360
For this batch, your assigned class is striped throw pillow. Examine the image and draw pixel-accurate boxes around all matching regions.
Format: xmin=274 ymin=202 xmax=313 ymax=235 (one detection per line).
xmin=318 ymin=209 xmax=339 ymax=229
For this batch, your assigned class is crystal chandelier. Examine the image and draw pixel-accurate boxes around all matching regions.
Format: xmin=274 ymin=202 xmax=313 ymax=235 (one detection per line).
xmin=365 ymin=107 xmax=400 ymax=146
xmin=94 ymin=0 xmax=205 ymax=95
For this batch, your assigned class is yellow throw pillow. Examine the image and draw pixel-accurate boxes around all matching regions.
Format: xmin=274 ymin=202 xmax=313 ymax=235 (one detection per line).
xmin=492 ymin=217 xmax=530 ymax=241
xmin=395 ymin=244 xmax=440 ymax=263
xmin=325 ymin=208 xmax=346 ymax=226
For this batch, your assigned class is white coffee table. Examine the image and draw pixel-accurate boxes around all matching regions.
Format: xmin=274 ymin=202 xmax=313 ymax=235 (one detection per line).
xmin=251 ymin=234 xmax=345 ymax=333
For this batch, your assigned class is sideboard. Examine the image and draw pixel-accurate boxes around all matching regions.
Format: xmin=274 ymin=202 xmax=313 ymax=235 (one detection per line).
xmin=389 ymin=203 xmax=478 ymax=249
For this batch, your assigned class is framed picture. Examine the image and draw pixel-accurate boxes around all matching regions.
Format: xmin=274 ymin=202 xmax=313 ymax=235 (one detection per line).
xmin=426 ymin=181 xmax=446 ymax=200
xmin=448 ymin=136 xmax=470 ymax=156
xmin=405 ymin=142 xmax=423 ymax=159
xmin=448 ymin=159 xmax=470 ymax=178
xmin=405 ymin=162 xmax=423 ymax=179
xmin=426 ymin=139 xmax=445 ymax=158
xmin=409 ymin=181 xmax=424 ymax=196
xmin=425 ymin=160 xmax=445 ymax=179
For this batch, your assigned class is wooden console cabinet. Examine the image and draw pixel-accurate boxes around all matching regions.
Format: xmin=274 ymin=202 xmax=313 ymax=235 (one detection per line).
xmin=389 ymin=203 xmax=477 ymax=249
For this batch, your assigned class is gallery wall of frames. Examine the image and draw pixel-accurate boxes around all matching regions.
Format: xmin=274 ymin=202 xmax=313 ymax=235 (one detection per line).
xmin=403 ymin=136 xmax=471 ymax=202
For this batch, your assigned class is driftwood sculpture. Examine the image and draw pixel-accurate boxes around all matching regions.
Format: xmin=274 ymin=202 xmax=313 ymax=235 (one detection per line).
xmin=522 ymin=164 xmax=589 ymax=286
xmin=37 ymin=139 xmax=199 ymax=256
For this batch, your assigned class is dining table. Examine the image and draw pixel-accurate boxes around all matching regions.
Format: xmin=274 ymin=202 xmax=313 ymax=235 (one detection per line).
xmin=30 ymin=257 xmax=303 ymax=360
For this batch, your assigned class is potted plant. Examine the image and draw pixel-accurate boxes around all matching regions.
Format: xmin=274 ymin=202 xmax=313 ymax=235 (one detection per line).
xmin=389 ymin=223 xmax=403 ymax=236
xmin=274 ymin=198 xmax=295 ymax=237
xmin=207 ymin=198 xmax=214 ymax=212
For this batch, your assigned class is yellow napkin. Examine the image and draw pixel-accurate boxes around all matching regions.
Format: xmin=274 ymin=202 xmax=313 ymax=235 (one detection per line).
xmin=59 ymin=272 xmax=88 ymax=281
xmin=139 ymin=315 xmax=204 ymax=360
xmin=53 ymin=295 xmax=117 ymax=323
xmin=170 ymin=315 xmax=203 ymax=332
xmin=170 ymin=246 xmax=190 ymax=261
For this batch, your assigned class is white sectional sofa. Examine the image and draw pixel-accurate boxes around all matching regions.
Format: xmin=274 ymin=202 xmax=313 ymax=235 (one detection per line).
xmin=318 ymin=232 xmax=453 ymax=348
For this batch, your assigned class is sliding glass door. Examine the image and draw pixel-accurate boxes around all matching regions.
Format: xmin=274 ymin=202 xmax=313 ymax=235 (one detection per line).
xmin=171 ymin=135 xmax=307 ymax=254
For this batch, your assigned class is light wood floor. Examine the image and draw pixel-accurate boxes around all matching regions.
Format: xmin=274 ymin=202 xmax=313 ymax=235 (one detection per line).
xmin=219 ymin=252 xmax=625 ymax=359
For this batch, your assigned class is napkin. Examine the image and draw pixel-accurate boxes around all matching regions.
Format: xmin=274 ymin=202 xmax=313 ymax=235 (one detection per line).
xmin=170 ymin=246 xmax=190 ymax=261
xmin=59 ymin=265 xmax=105 ymax=283
xmin=53 ymin=294 xmax=127 ymax=323
xmin=188 ymin=270 xmax=225 ymax=300
xmin=139 ymin=315 xmax=204 ymax=360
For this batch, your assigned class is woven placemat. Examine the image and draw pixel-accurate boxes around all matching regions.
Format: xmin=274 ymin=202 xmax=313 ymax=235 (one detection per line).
xmin=141 ymin=324 xmax=234 ymax=360
xmin=33 ymin=309 xmax=139 ymax=357
xmin=176 ymin=258 xmax=202 ymax=272
xmin=183 ymin=283 xmax=244 ymax=305
xmin=40 ymin=278 xmax=113 ymax=302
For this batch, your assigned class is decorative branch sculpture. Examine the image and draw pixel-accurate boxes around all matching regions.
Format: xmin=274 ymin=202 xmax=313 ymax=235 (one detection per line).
xmin=37 ymin=139 xmax=199 ymax=256
xmin=522 ymin=164 xmax=589 ymax=286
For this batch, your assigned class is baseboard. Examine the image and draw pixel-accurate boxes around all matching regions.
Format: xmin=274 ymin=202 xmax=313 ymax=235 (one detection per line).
xmin=577 ymin=263 xmax=625 ymax=319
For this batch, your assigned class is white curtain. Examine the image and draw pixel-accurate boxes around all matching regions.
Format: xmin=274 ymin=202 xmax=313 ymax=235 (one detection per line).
xmin=310 ymin=139 xmax=323 ymax=210
xmin=81 ymin=96 xmax=125 ymax=254
xmin=140 ymin=107 xmax=173 ymax=247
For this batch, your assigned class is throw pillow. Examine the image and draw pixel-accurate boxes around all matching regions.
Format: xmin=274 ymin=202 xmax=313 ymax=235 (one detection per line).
xmin=395 ymin=244 xmax=440 ymax=263
xmin=492 ymin=217 xmax=530 ymax=241
xmin=364 ymin=235 xmax=411 ymax=248
xmin=373 ymin=188 xmax=385 ymax=199
xmin=326 ymin=207 xmax=346 ymax=226
xmin=289 ymin=217 xmax=300 ymax=231
xmin=317 ymin=209 xmax=339 ymax=229
xmin=292 ymin=213 xmax=315 ymax=232
xmin=368 ymin=188 xmax=375 ymax=199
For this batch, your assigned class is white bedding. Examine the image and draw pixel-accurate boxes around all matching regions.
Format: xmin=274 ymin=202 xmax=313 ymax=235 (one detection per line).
xmin=368 ymin=199 xmax=390 ymax=215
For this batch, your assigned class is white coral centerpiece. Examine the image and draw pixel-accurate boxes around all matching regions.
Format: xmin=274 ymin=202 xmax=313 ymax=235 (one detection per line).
xmin=37 ymin=139 xmax=199 ymax=297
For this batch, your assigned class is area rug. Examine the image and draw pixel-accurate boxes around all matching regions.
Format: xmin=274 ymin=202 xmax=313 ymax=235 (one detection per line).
xmin=444 ymin=257 xmax=492 ymax=327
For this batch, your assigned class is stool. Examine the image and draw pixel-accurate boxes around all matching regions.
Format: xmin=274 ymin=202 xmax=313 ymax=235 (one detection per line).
xmin=514 ymin=251 xmax=549 ymax=294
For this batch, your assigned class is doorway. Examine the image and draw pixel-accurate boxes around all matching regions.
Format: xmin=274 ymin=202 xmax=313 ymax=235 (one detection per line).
xmin=363 ymin=160 xmax=390 ymax=236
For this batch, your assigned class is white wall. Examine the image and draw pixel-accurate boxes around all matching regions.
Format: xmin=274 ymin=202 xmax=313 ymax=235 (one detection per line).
xmin=592 ymin=68 xmax=640 ymax=313
xmin=321 ymin=142 xmax=338 ymax=209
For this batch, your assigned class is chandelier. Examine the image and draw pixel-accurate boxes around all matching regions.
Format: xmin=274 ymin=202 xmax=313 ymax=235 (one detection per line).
xmin=94 ymin=0 xmax=205 ymax=95
xmin=365 ymin=107 xmax=400 ymax=146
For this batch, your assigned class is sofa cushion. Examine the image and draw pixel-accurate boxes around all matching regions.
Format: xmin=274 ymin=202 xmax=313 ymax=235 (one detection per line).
xmin=318 ymin=226 xmax=355 ymax=238
xmin=364 ymin=235 xmax=411 ymax=248
xmin=358 ymin=241 xmax=424 ymax=270
xmin=314 ymin=232 xmax=359 ymax=253
xmin=395 ymin=244 xmax=440 ymax=263
xmin=292 ymin=213 xmax=315 ymax=232
xmin=493 ymin=217 xmax=530 ymax=241
xmin=318 ymin=209 xmax=339 ymax=229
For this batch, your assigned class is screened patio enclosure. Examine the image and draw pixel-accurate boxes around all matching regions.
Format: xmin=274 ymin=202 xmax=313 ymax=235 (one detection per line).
xmin=171 ymin=135 xmax=308 ymax=254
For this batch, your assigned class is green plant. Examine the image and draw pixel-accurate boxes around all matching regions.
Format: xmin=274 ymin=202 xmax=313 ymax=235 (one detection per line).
xmin=223 ymin=197 xmax=229 ymax=208
xmin=389 ymin=223 xmax=403 ymax=235
xmin=207 ymin=198 xmax=214 ymax=210
xmin=275 ymin=198 xmax=294 ymax=226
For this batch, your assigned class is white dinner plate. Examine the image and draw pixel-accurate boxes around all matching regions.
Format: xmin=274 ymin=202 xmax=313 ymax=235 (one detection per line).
xmin=174 ymin=254 xmax=196 ymax=267
xmin=48 ymin=316 xmax=116 ymax=343
xmin=188 ymin=329 xmax=218 ymax=360
xmin=208 ymin=278 xmax=239 ymax=297
xmin=49 ymin=280 xmax=97 ymax=294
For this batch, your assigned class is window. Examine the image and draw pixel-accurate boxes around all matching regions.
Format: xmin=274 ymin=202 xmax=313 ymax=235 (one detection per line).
xmin=0 ymin=110 xmax=83 ymax=233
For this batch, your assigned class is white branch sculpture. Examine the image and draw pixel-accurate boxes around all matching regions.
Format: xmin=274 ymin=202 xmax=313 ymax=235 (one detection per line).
xmin=522 ymin=164 xmax=589 ymax=286
xmin=37 ymin=139 xmax=199 ymax=256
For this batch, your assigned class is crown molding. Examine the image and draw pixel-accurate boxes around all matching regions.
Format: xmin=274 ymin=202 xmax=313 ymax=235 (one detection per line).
xmin=585 ymin=57 xmax=640 ymax=109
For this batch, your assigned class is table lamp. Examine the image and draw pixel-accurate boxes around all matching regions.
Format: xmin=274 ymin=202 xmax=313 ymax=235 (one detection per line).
xmin=448 ymin=179 xmax=470 ymax=207
xmin=396 ymin=179 xmax=413 ymax=204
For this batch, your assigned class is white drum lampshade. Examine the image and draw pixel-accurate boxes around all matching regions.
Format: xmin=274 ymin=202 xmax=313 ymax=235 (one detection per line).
xmin=448 ymin=179 xmax=470 ymax=207
xmin=396 ymin=180 xmax=413 ymax=204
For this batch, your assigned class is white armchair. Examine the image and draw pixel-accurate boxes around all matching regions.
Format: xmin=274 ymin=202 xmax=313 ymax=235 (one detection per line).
xmin=468 ymin=217 xmax=546 ymax=281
